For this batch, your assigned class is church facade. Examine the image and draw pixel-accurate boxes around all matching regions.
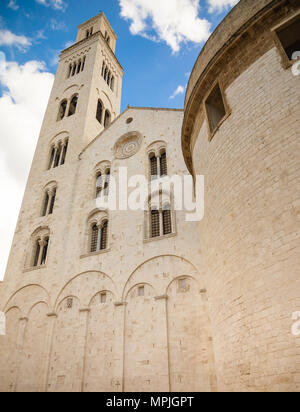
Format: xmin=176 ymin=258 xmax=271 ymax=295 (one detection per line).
xmin=0 ymin=0 xmax=300 ymax=392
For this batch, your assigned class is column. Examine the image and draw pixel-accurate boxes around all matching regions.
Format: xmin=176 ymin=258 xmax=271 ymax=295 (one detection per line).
xmin=114 ymin=301 xmax=127 ymax=392
xmin=14 ymin=317 xmax=28 ymax=392
xmin=42 ymin=313 xmax=57 ymax=392
xmin=77 ymin=308 xmax=90 ymax=392
xmin=155 ymin=295 xmax=170 ymax=392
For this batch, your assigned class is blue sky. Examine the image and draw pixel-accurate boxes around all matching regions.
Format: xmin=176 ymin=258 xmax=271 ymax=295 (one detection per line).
xmin=0 ymin=0 xmax=237 ymax=109
xmin=0 ymin=0 xmax=239 ymax=280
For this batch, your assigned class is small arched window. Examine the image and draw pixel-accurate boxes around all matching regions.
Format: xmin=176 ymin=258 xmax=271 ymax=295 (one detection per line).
xmin=160 ymin=150 xmax=168 ymax=177
xmin=151 ymin=209 xmax=160 ymax=238
xmin=31 ymin=231 xmax=50 ymax=268
xmin=90 ymin=224 xmax=99 ymax=253
xmin=96 ymin=173 xmax=103 ymax=198
xmin=96 ymin=99 xmax=104 ymax=124
xmin=162 ymin=203 xmax=172 ymax=235
xmin=90 ymin=220 xmax=108 ymax=253
xmin=104 ymin=170 xmax=110 ymax=196
xmin=42 ymin=186 xmax=57 ymax=217
xmin=104 ymin=110 xmax=111 ymax=128
xmin=147 ymin=193 xmax=174 ymax=239
xmin=57 ymin=100 xmax=67 ymax=121
xmin=150 ymin=154 xmax=158 ymax=179
xmin=48 ymin=147 xmax=56 ymax=169
xmin=54 ymin=143 xmax=62 ymax=168
xmin=68 ymin=95 xmax=78 ymax=116
xmin=48 ymin=139 xmax=68 ymax=170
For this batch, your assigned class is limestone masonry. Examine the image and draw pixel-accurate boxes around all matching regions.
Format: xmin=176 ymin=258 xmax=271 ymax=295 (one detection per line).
xmin=0 ymin=0 xmax=299 ymax=392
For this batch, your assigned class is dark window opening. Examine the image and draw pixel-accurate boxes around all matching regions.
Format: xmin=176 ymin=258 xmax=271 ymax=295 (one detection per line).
xmin=58 ymin=100 xmax=67 ymax=121
xmin=151 ymin=209 xmax=160 ymax=238
xmin=205 ymin=83 xmax=226 ymax=134
xmin=163 ymin=209 xmax=172 ymax=235
xmin=42 ymin=192 xmax=49 ymax=217
xmin=160 ymin=152 xmax=167 ymax=177
xmin=40 ymin=237 xmax=49 ymax=266
xmin=150 ymin=155 xmax=158 ymax=178
xmin=104 ymin=110 xmax=111 ymax=128
xmin=96 ymin=100 xmax=103 ymax=124
xmin=100 ymin=221 xmax=108 ymax=250
xmin=33 ymin=241 xmax=40 ymax=267
xmin=49 ymin=189 xmax=56 ymax=215
xmin=91 ymin=224 xmax=99 ymax=253
xmin=68 ymin=95 xmax=78 ymax=116
xmin=276 ymin=16 xmax=300 ymax=60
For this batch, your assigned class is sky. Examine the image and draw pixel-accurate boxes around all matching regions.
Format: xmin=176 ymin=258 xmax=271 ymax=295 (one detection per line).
xmin=0 ymin=0 xmax=239 ymax=280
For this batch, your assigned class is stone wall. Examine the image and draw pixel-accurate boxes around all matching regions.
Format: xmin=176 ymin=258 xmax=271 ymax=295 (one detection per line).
xmin=183 ymin=0 xmax=300 ymax=391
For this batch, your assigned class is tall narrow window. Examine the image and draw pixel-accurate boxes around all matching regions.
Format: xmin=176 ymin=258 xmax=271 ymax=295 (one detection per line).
xmin=107 ymin=72 xmax=111 ymax=86
xmin=90 ymin=224 xmax=99 ymax=253
xmin=151 ymin=209 xmax=160 ymax=238
xmin=49 ymin=189 xmax=56 ymax=215
xmin=96 ymin=100 xmax=103 ymax=124
xmin=96 ymin=173 xmax=103 ymax=197
xmin=42 ymin=192 xmax=50 ymax=217
xmin=104 ymin=68 xmax=108 ymax=82
xmin=68 ymin=95 xmax=78 ymax=116
xmin=163 ymin=205 xmax=172 ymax=235
xmin=58 ymin=100 xmax=67 ymax=121
xmin=104 ymin=110 xmax=111 ymax=128
xmin=48 ymin=147 xmax=55 ymax=169
xmin=54 ymin=144 xmax=62 ymax=168
xmin=77 ymin=60 xmax=82 ymax=73
xmin=205 ymin=83 xmax=226 ymax=134
xmin=72 ymin=63 xmax=77 ymax=76
xmin=101 ymin=62 xmax=105 ymax=77
xmin=100 ymin=221 xmax=108 ymax=250
xmin=104 ymin=170 xmax=110 ymax=196
xmin=81 ymin=56 xmax=86 ymax=72
xmin=60 ymin=140 xmax=68 ymax=165
xmin=111 ymin=76 xmax=115 ymax=91
xmin=150 ymin=154 xmax=158 ymax=178
xmin=33 ymin=240 xmax=41 ymax=267
xmin=40 ymin=237 xmax=49 ymax=266
xmin=160 ymin=151 xmax=168 ymax=177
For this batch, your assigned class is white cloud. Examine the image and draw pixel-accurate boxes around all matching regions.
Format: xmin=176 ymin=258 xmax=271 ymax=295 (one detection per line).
xmin=0 ymin=60 xmax=54 ymax=280
xmin=0 ymin=29 xmax=31 ymax=51
xmin=35 ymin=0 xmax=67 ymax=11
xmin=169 ymin=84 xmax=185 ymax=99
xmin=119 ymin=0 xmax=211 ymax=52
xmin=207 ymin=0 xmax=239 ymax=13
xmin=8 ymin=0 xmax=19 ymax=10
xmin=50 ymin=18 xmax=67 ymax=31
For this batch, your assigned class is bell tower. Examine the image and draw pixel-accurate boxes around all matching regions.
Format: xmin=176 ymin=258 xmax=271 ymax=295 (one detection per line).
xmin=46 ymin=12 xmax=124 ymax=150
xmin=2 ymin=12 xmax=123 ymax=287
